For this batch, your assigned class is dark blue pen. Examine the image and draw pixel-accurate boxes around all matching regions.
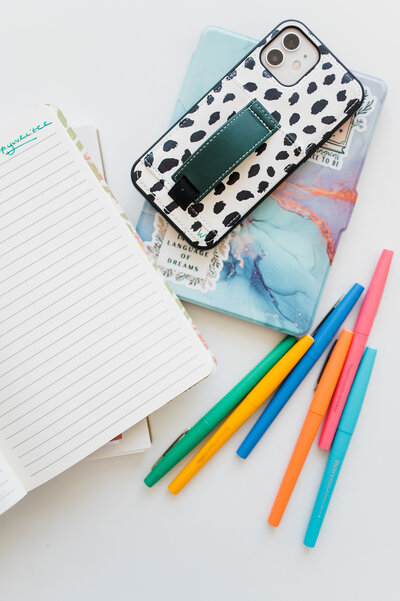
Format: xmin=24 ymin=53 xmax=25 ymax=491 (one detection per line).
xmin=236 ymin=283 xmax=364 ymax=458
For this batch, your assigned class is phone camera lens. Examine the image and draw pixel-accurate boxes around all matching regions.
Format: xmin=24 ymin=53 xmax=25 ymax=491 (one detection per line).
xmin=266 ymin=48 xmax=284 ymax=67
xmin=283 ymin=33 xmax=300 ymax=51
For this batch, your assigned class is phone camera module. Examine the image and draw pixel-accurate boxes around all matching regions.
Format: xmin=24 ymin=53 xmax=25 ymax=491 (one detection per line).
xmin=266 ymin=48 xmax=284 ymax=67
xmin=282 ymin=33 xmax=300 ymax=51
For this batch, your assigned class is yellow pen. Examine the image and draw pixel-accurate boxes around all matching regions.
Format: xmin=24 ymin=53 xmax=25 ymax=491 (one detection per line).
xmin=168 ymin=334 xmax=314 ymax=494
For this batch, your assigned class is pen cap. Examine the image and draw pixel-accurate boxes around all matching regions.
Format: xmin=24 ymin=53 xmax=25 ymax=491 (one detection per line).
xmin=338 ymin=347 xmax=377 ymax=435
xmin=354 ymin=249 xmax=393 ymax=336
xmin=308 ymin=283 xmax=363 ymax=360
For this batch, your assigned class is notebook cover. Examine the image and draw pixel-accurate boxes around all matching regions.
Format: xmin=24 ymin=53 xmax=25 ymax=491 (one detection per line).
xmin=136 ymin=26 xmax=387 ymax=336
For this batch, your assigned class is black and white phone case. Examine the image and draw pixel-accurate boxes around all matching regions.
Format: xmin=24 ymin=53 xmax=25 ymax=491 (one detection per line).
xmin=132 ymin=20 xmax=364 ymax=249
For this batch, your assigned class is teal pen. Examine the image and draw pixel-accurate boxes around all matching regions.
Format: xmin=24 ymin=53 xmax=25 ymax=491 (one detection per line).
xmin=144 ymin=335 xmax=296 ymax=487
xmin=304 ymin=347 xmax=377 ymax=548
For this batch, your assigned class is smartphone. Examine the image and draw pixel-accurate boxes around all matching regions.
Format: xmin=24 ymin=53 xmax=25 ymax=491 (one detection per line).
xmin=132 ymin=19 xmax=364 ymax=249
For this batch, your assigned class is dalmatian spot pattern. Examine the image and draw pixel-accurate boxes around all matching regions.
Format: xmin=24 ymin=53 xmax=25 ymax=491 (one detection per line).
xmin=209 ymin=111 xmax=220 ymax=125
xmin=144 ymin=152 xmax=153 ymax=167
xmin=214 ymin=182 xmax=225 ymax=195
xmin=205 ymin=230 xmax=217 ymax=244
xmin=265 ymin=88 xmax=282 ymax=100
xmin=244 ymin=82 xmax=258 ymax=92
xmin=227 ymin=172 xmax=240 ymax=185
xmin=324 ymin=74 xmax=336 ymax=85
xmin=188 ymin=203 xmax=204 ymax=217
xmin=150 ymin=180 xmax=164 ymax=193
xmin=311 ymin=99 xmax=329 ymax=114
xmin=237 ymin=190 xmax=254 ymax=201
xmin=158 ymin=158 xmax=179 ymax=173
xmin=248 ymin=164 xmax=260 ymax=177
xmin=258 ymin=181 xmax=269 ymax=193
xmin=190 ymin=130 xmax=206 ymax=142
xmin=245 ymin=57 xmax=256 ymax=70
xmin=276 ymin=151 xmax=289 ymax=160
xmin=213 ymin=201 xmax=226 ymax=214
xmin=345 ymin=99 xmax=360 ymax=114
xmin=321 ymin=115 xmax=337 ymax=124
xmin=284 ymin=133 xmax=297 ymax=146
xmin=163 ymin=140 xmax=177 ymax=152
xmin=284 ymin=163 xmax=295 ymax=174
xmin=179 ymin=118 xmax=194 ymax=128
xmin=256 ymin=142 xmax=267 ymax=155
xmin=223 ymin=211 xmax=241 ymax=227
xmin=135 ymin=20 xmax=364 ymax=248
xmin=181 ymin=149 xmax=191 ymax=163
xmin=341 ymin=72 xmax=354 ymax=84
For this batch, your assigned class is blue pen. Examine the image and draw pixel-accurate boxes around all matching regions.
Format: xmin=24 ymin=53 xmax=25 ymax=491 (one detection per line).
xmin=237 ymin=283 xmax=364 ymax=458
xmin=304 ymin=347 xmax=377 ymax=547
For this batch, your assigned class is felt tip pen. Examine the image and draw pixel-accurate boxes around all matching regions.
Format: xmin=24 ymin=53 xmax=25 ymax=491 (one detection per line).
xmin=304 ymin=347 xmax=377 ymax=547
xmin=236 ymin=283 xmax=364 ymax=458
xmin=144 ymin=335 xmax=296 ymax=487
xmin=319 ymin=249 xmax=393 ymax=450
xmin=168 ymin=334 xmax=314 ymax=494
xmin=268 ymin=329 xmax=353 ymax=527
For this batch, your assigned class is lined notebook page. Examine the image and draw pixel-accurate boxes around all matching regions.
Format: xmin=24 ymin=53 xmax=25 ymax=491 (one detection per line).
xmin=0 ymin=106 xmax=213 ymax=493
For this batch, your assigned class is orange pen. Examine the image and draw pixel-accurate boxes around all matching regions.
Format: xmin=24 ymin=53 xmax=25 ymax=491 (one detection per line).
xmin=268 ymin=329 xmax=353 ymax=527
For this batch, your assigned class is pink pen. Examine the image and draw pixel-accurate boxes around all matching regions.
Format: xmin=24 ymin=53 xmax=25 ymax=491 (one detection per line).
xmin=319 ymin=249 xmax=393 ymax=450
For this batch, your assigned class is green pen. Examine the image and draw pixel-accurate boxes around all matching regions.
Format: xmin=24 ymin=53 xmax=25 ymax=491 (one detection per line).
xmin=144 ymin=335 xmax=296 ymax=487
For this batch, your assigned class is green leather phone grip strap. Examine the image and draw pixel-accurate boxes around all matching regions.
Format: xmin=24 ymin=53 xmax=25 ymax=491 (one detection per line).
xmin=168 ymin=99 xmax=280 ymax=209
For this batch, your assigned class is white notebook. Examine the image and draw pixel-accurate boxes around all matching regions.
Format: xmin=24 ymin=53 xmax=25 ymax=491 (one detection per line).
xmin=0 ymin=106 xmax=215 ymax=514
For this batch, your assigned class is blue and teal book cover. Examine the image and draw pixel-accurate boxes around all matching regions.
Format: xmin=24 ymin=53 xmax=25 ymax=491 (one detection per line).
xmin=136 ymin=27 xmax=386 ymax=336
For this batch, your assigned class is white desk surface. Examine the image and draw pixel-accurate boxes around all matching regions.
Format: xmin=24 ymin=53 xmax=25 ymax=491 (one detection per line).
xmin=0 ymin=2 xmax=399 ymax=600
